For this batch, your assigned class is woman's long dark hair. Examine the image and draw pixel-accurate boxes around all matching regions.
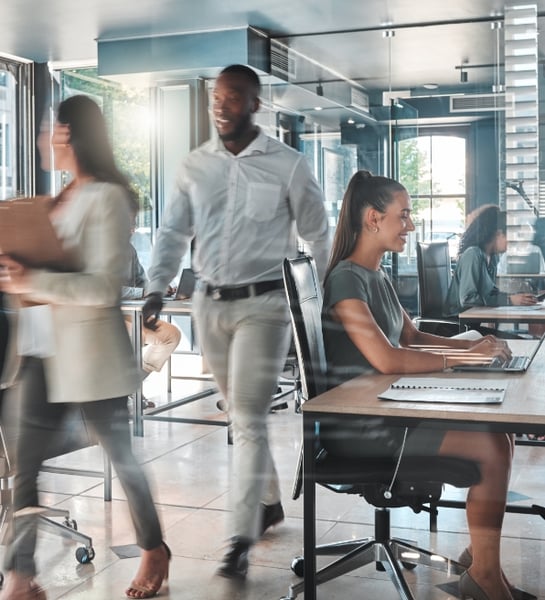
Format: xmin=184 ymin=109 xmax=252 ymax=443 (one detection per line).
xmin=458 ymin=204 xmax=506 ymax=257
xmin=325 ymin=170 xmax=406 ymax=281
xmin=56 ymin=95 xmax=138 ymax=212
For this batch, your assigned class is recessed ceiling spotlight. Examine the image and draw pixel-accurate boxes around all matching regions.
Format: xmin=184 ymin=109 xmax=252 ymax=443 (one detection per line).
xmin=347 ymin=118 xmax=355 ymax=124
xmin=314 ymin=106 xmax=323 ymax=111
xmin=422 ymin=83 xmax=438 ymax=90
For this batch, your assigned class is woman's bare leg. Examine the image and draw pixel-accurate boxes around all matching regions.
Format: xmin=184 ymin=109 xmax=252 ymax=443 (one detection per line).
xmin=439 ymin=430 xmax=513 ymax=600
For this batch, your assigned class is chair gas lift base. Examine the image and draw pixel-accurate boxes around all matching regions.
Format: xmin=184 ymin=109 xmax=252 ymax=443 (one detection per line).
xmin=280 ymin=507 xmax=466 ymax=600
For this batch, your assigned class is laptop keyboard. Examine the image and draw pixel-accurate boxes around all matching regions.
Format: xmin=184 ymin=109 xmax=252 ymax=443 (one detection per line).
xmin=489 ymin=355 xmax=527 ymax=370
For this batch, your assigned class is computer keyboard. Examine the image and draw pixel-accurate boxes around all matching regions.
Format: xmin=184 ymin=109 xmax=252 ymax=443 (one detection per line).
xmin=489 ymin=355 xmax=527 ymax=370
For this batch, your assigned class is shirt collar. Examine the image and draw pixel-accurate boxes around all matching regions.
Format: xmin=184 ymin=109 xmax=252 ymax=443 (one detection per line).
xmin=212 ymin=126 xmax=268 ymax=156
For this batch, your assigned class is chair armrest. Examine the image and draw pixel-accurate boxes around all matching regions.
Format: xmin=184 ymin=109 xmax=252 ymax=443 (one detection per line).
xmin=412 ymin=317 xmax=467 ymax=336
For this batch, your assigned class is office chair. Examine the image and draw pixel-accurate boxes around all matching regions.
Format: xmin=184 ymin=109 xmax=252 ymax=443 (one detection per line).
xmin=280 ymin=255 xmax=481 ymax=600
xmin=0 ymin=406 xmax=104 ymax=571
xmin=414 ymin=241 xmax=463 ymax=336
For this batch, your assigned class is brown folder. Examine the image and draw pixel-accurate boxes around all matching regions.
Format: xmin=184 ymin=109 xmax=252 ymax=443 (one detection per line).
xmin=0 ymin=196 xmax=77 ymax=270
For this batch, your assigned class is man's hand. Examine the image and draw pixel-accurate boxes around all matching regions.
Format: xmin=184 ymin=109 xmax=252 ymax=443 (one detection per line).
xmin=142 ymin=292 xmax=163 ymax=331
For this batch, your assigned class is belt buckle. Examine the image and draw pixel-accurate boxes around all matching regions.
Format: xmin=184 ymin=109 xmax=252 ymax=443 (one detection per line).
xmin=211 ymin=288 xmax=222 ymax=300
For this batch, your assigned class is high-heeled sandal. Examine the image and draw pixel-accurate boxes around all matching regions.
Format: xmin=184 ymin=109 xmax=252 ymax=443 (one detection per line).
xmin=458 ymin=548 xmax=536 ymax=600
xmin=125 ymin=541 xmax=171 ymax=599
xmin=459 ymin=570 xmax=491 ymax=600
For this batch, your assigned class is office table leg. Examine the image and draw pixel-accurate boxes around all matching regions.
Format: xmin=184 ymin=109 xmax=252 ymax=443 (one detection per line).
xmin=132 ymin=310 xmax=144 ymax=437
xmin=303 ymin=413 xmax=317 ymax=599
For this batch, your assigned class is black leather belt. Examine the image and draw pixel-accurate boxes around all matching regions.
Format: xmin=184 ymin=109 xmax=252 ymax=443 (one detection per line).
xmin=204 ymin=279 xmax=284 ymax=301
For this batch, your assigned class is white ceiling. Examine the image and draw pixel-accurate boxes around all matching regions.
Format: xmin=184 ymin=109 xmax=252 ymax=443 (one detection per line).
xmin=3 ymin=1 xmax=545 ymax=126
xmin=2 ymin=2 xmax=543 ymax=65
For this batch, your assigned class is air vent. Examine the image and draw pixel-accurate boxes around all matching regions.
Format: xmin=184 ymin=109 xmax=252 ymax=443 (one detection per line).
xmin=350 ymin=87 xmax=369 ymax=113
xmin=270 ymin=40 xmax=295 ymax=81
xmin=450 ymin=93 xmax=512 ymax=112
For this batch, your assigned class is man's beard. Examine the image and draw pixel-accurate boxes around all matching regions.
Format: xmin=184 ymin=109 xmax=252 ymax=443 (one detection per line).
xmin=217 ymin=115 xmax=252 ymax=142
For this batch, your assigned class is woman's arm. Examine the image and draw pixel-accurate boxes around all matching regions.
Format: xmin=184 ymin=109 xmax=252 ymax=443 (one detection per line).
xmin=400 ymin=311 xmax=476 ymax=348
xmin=332 ymin=298 xmax=511 ymax=374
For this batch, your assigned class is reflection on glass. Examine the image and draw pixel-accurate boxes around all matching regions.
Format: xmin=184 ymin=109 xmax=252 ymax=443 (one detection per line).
xmin=0 ymin=69 xmax=17 ymax=200
xmin=60 ymin=68 xmax=152 ymax=244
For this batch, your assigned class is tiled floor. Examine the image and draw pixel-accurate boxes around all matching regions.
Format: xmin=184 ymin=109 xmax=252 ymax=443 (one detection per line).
xmin=2 ymin=356 xmax=545 ymax=599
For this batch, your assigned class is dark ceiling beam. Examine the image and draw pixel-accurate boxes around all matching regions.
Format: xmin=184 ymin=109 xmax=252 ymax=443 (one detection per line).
xmin=272 ymin=13 xmax=545 ymax=40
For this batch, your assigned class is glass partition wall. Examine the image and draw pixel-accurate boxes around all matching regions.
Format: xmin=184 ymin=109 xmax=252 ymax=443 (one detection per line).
xmin=44 ymin=6 xmax=545 ymax=314
xmin=271 ymin=6 xmax=543 ymax=313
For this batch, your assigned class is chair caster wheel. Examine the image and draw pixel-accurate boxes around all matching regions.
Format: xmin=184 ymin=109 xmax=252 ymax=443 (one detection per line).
xmin=291 ymin=556 xmax=304 ymax=577
xmin=76 ymin=546 xmax=95 ymax=564
xmin=0 ymin=570 xmax=4 ymax=587
xmin=64 ymin=517 xmax=78 ymax=530
xmin=401 ymin=561 xmax=417 ymax=570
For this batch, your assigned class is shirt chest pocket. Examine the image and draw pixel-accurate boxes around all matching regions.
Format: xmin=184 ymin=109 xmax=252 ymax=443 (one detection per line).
xmin=245 ymin=182 xmax=282 ymax=222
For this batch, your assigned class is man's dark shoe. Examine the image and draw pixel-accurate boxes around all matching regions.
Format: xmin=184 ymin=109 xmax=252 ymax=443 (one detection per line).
xmin=216 ymin=540 xmax=250 ymax=580
xmin=261 ymin=501 xmax=285 ymax=536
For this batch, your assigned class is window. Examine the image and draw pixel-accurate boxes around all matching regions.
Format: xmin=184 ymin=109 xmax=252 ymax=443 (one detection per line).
xmin=399 ymin=133 xmax=466 ymax=262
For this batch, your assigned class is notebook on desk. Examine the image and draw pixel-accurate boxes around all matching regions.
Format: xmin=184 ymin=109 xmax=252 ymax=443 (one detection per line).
xmin=453 ymin=333 xmax=545 ymax=373
xmin=379 ymin=377 xmax=506 ymax=404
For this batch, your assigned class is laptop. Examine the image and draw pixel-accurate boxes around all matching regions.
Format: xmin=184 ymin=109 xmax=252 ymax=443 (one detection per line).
xmin=163 ymin=268 xmax=195 ymax=301
xmin=453 ymin=334 xmax=545 ymax=373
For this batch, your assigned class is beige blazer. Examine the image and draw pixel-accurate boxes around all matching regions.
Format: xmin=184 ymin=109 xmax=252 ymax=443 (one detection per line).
xmin=3 ymin=182 xmax=138 ymax=403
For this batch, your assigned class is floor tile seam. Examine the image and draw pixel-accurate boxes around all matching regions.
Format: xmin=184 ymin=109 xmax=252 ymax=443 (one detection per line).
xmin=132 ymin=430 xmax=227 ymax=466
xmin=52 ymin=560 xmax=119 ymax=598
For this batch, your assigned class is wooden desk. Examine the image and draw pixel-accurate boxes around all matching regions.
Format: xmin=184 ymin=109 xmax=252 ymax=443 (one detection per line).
xmin=496 ymin=273 xmax=545 ymax=280
xmin=459 ymin=305 xmax=545 ymax=328
xmin=121 ymin=300 xmax=224 ymax=437
xmin=299 ymin=340 xmax=545 ymax=599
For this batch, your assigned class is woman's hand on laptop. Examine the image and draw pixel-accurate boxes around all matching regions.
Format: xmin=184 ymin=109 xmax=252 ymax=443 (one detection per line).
xmin=470 ymin=336 xmax=512 ymax=363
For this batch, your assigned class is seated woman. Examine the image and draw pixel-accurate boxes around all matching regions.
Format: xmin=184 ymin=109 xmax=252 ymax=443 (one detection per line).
xmin=322 ymin=170 xmax=516 ymax=600
xmin=444 ymin=204 xmax=538 ymax=338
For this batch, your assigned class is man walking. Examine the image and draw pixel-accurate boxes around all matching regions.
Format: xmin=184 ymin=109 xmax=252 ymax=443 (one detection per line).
xmin=143 ymin=64 xmax=330 ymax=580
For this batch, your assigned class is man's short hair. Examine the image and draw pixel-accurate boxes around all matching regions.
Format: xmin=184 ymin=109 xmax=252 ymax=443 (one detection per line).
xmin=219 ymin=64 xmax=261 ymax=95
